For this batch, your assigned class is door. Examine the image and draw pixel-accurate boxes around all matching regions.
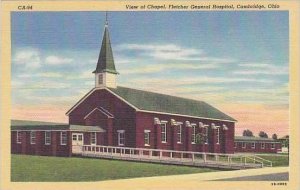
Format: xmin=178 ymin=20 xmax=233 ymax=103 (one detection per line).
xmin=72 ymin=133 xmax=84 ymax=154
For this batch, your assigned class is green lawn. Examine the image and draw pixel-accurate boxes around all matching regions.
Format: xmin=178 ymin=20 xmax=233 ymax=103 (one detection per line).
xmin=257 ymin=155 xmax=289 ymax=167
xmin=11 ymin=155 xmax=218 ymax=182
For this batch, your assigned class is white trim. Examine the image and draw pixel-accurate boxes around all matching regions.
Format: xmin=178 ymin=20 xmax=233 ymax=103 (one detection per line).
xmin=177 ymin=124 xmax=182 ymax=143
xmin=90 ymin=132 xmax=97 ymax=145
xmin=144 ymin=129 xmax=151 ymax=133
xmin=16 ymin=131 xmax=22 ymax=144
xmin=45 ymin=131 xmax=51 ymax=145
xmin=65 ymin=88 xmax=236 ymax=123
xmin=161 ymin=120 xmax=168 ymax=124
xmin=144 ymin=131 xmax=150 ymax=146
xmin=60 ymin=131 xmax=67 ymax=145
xmin=161 ymin=123 xmax=167 ymax=143
xmin=191 ymin=125 xmax=196 ymax=144
xmin=216 ymin=127 xmax=220 ymax=144
xmin=176 ymin=122 xmax=183 ymax=125
xmin=242 ymin=142 xmax=246 ymax=148
xmin=139 ymin=110 xmax=236 ymax=123
xmin=251 ymin=142 xmax=256 ymax=149
xmin=261 ymin=143 xmax=265 ymax=149
xmin=30 ymin=131 xmax=36 ymax=144
xmin=118 ymin=131 xmax=125 ymax=146
xmin=271 ymin=143 xmax=275 ymax=149
xmin=84 ymin=107 xmax=114 ymax=119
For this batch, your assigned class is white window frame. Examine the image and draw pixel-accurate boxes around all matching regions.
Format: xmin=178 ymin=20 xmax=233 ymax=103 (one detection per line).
xmin=242 ymin=142 xmax=246 ymax=148
xmin=251 ymin=142 xmax=255 ymax=149
xmin=45 ymin=131 xmax=51 ymax=145
xmin=118 ymin=130 xmax=125 ymax=146
xmin=60 ymin=131 xmax=67 ymax=145
xmin=216 ymin=127 xmax=220 ymax=144
xmin=161 ymin=123 xmax=167 ymax=143
xmin=271 ymin=143 xmax=275 ymax=149
xmin=204 ymin=127 xmax=209 ymax=144
xmin=177 ymin=124 xmax=182 ymax=143
xmin=261 ymin=143 xmax=265 ymax=149
xmin=144 ymin=130 xmax=150 ymax=146
xmin=16 ymin=131 xmax=22 ymax=144
xmin=30 ymin=131 xmax=36 ymax=144
xmin=90 ymin=132 xmax=97 ymax=145
xmin=191 ymin=125 xmax=196 ymax=144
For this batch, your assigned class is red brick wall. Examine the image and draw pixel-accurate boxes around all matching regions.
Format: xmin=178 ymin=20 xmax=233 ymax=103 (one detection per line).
xmin=234 ymin=141 xmax=282 ymax=153
xmin=11 ymin=131 xmax=71 ymax=157
xmin=135 ymin=112 xmax=235 ymax=154
xmin=68 ymin=89 xmax=136 ymax=147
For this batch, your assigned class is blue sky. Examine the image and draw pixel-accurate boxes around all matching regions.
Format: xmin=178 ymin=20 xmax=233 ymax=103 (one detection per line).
xmin=11 ymin=11 xmax=289 ymax=135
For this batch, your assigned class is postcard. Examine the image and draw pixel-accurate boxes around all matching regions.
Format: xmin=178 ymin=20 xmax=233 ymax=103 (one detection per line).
xmin=1 ymin=1 xmax=299 ymax=190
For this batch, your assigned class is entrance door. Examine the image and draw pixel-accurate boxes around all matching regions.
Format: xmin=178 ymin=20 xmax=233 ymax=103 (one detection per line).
xmin=72 ymin=133 xmax=84 ymax=154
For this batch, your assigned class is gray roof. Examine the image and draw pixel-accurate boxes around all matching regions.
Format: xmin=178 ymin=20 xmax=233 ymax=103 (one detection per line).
xmin=11 ymin=120 xmax=105 ymax=132
xmin=93 ymin=24 xmax=118 ymax=74
xmin=109 ymin=86 xmax=236 ymax=122
xmin=235 ymin=136 xmax=279 ymax=142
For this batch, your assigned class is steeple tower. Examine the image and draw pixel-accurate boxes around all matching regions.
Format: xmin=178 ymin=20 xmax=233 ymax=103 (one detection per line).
xmin=93 ymin=13 xmax=118 ymax=88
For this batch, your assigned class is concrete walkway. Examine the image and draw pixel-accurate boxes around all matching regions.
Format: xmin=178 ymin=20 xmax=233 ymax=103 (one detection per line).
xmin=97 ymin=167 xmax=289 ymax=190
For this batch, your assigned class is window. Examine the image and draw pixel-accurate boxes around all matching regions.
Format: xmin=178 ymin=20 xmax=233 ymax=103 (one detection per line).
xmin=72 ymin=134 xmax=77 ymax=141
xmin=234 ymin=142 xmax=237 ymax=148
xmin=118 ymin=130 xmax=125 ymax=146
xmin=98 ymin=74 xmax=103 ymax=85
xmin=16 ymin=131 xmax=22 ymax=144
xmin=216 ymin=127 xmax=220 ymax=144
xmin=61 ymin=132 xmax=67 ymax=145
xmin=271 ymin=143 xmax=275 ymax=149
xmin=144 ymin=130 xmax=150 ymax=146
xmin=30 ymin=131 xmax=36 ymax=144
xmin=191 ymin=125 xmax=196 ymax=144
xmin=261 ymin=143 xmax=265 ymax=149
xmin=242 ymin=142 xmax=246 ymax=148
xmin=161 ymin=123 xmax=167 ymax=143
xmin=90 ymin=132 xmax=96 ymax=145
xmin=204 ymin=127 xmax=209 ymax=144
xmin=177 ymin=124 xmax=182 ymax=143
xmin=45 ymin=131 xmax=51 ymax=145
xmin=251 ymin=142 xmax=255 ymax=149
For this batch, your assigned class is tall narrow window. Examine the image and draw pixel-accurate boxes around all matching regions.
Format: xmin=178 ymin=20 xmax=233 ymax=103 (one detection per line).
xmin=30 ymin=131 xmax=36 ymax=144
xmin=118 ymin=131 xmax=125 ymax=146
xmin=177 ymin=124 xmax=182 ymax=143
xmin=234 ymin=142 xmax=237 ymax=148
xmin=144 ymin=130 xmax=150 ymax=146
xmin=45 ymin=131 xmax=51 ymax=145
xmin=16 ymin=131 xmax=22 ymax=144
xmin=98 ymin=74 xmax=103 ymax=85
xmin=242 ymin=142 xmax=246 ymax=148
xmin=216 ymin=128 xmax=220 ymax=144
xmin=251 ymin=142 xmax=255 ymax=149
xmin=61 ymin=131 xmax=67 ymax=145
xmin=204 ymin=127 xmax=209 ymax=144
xmin=191 ymin=125 xmax=196 ymax=144
xmin=261 ymin=143 xmax=265 ymax=149
xmin=90 ymin=132 xmax=96 ymax=145
xmin=271 ymin=143 xmax=275 ymax=149
xmin=161 ymin=123 xmax=167 ymax=143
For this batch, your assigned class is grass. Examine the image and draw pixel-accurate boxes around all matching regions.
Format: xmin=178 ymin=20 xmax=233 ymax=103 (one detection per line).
xmin=257 ymin=155 xmax=289 ymax=167
xmin=11 ymin=154 xmax=218 ymax=182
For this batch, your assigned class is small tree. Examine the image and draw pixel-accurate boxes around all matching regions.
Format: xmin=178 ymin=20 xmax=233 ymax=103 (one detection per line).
xmin=195 ymin=133 xmax=206 ymax=144
xmin=259 ymin=131 xmax=268 ymax=138
xmin=272 ymin=133 xmax=278 ymax=140
xmin=243 ymin=129 xmax=254 ymax=137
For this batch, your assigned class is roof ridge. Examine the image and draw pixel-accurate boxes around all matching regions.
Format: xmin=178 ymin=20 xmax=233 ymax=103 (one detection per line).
xmin=114 ymin=86 xmax=206 ymax=103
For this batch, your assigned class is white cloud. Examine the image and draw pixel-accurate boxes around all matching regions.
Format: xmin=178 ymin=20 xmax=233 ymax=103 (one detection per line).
xmin=18 ymin=72 xmax=63 ymax=78
xmin=45 ymin=55 xmax=73 ymax=65
xmin=116 ymin=43 xmax=236 ymax=63
xmin=234 ymin=63 xmax=288 ymax=75
xmin=13 ymin=49 xmax=41 ymax=69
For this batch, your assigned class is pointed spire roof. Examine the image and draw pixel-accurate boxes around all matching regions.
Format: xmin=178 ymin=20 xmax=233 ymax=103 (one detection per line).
xmin=93 ymin=17 xmax=118 ymax=74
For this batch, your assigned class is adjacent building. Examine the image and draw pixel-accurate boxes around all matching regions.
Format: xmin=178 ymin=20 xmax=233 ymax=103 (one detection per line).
xmin=234 ymin=136 xmax=282 ymax=153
